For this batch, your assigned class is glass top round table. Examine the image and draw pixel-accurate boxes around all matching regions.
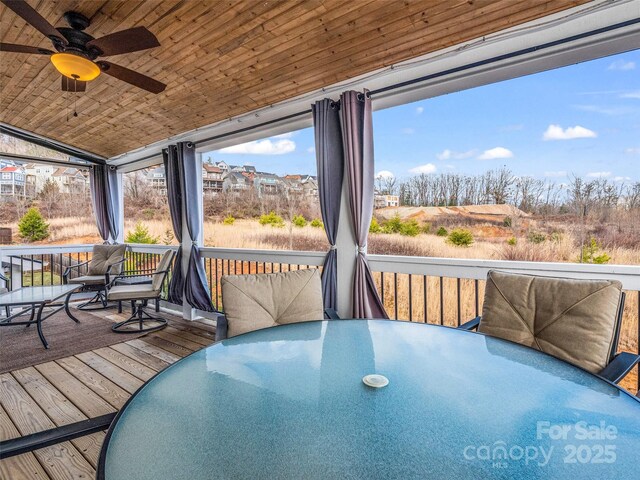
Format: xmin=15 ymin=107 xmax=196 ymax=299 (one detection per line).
xmin=99 ymin=320 xmax=640 ymax=480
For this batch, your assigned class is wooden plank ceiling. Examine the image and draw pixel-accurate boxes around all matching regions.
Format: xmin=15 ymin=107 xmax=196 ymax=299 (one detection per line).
xmin=0 ymin=0 xmax=590 ymax=158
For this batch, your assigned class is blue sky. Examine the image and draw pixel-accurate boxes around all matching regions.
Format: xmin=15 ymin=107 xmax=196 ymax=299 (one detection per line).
xmin=206 ymin=50 xmax=639 ymax=183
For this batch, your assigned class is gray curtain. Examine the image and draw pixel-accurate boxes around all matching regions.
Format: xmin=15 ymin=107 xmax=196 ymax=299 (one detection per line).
xmin=312 ymin=99 xmax=343 ymax=311
xmin=176 ymin=142 xmax=214 ymax=312
xmin=340 ymin=90 xmax=388 ymax=319
xmin=163 ymin=147 xmax=184 ymax=305
xmin=89 ymin=164 xmax=118 ymax=243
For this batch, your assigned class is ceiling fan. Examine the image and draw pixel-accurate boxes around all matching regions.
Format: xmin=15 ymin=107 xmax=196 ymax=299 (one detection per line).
xmin=0 ymin=0 xmax=166 ymax=94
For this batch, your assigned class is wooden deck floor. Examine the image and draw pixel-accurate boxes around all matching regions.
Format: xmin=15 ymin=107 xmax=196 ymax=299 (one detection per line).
xmin=0 ymin=309 xmax=216 ymax=480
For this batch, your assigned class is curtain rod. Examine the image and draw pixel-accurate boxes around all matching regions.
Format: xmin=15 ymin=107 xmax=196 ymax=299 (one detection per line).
xmin=0 ymin=125 xmax=106 ymax=165
xmin=0 ymin=151 xmax=92 ymax=170
xmin=115 ymin=17 xmax=638 ymax=170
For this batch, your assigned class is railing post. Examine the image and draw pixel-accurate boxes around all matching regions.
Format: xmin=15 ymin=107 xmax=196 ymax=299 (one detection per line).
xmin=180 ymin=151 xmax=205 ymax=321
xmin=335 ymin=162 xmax=356 ymax=318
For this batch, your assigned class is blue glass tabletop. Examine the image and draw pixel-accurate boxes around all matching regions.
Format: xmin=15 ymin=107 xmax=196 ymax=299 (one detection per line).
xmin=100 ymin=320 xmax=640 ymax=480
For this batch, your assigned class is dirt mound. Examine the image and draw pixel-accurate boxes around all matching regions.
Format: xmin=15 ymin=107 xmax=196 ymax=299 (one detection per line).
xmin=376 ymin=204 xmax=528 ymax=222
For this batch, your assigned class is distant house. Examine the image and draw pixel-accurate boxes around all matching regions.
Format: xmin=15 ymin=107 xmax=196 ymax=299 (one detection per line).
xmin=0 ymin=165 xmax=33 ymax=200
xmin=230 ymin=164 xmax=257 ymax=174
xmin=145 ymin=166 xmax=166 ymax=195
xmin=215 ymin=161 xmax=230 ymax=172
xmin=301 ymin=175 xmax=318 ymax=197
xmin=254 ymin=172 xmax=283 ymax=196
xmin=203 ymin=164 xmax=224 ymax=196
xmin=375 ymin=194 xmax=400 ymax=208
xmin=51 ymin=167 xmax=88 ymax=194
xmin=223 ymin=171 xmax=252 ymax=193
xmin=284 ymin=174 xmax=318 ymax=197
xmin=24 ymin=163 xmax=55 ymax=192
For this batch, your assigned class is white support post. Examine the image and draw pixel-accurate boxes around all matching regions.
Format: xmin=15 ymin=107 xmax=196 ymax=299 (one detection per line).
xmin=181 ymin=151 xmax=205 ymax=321
xmin=335 ymin=167 xmax=356 ymax=318
xmin=114 ymin=171 xmax=125 ymax=244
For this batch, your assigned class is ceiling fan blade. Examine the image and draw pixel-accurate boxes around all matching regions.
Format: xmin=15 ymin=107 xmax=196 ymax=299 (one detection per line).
xmin=0 ymin=42 xmax=53 ymax=54
xmin=1 ymin=0 xmax=66 ymax=44
xmin=87 ymin=26 xmax=160 ymax=57
xmin=98 ymin=61 xmax=166 ymax=94
xmin=61 ymin=76 xmax=86 ymax=92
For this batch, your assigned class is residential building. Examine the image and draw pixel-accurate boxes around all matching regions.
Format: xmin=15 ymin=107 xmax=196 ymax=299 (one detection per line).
xmin=253 ymin=173 xmax=283 ymax=196
xmin=0 ymin=165 xmax=27 ymax=199
xmin=223 ymin=171 xmax=252 ymax=193
xmin=203 ymin=164 xmax=224 ymax=196
xmin=375 ymin=194 xmax=400 ymax=208
xmin=147 ymin=166 xmax=167 ymax=195
xmin=24 ymin=163 xmax=56 ymax=192
xmin=51 ymin=167 xmax=89 ymax=194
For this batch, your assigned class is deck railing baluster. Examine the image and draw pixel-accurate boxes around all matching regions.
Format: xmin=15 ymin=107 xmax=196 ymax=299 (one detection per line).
xmin=457 ymin=278 xmax=461 ymax=326
xmin=393 ymin=272 xmax=398 ymax=320
xmin=408 ymin=274 xmax=413 ymax=322
xmin=423 ymin=275 xmax=427 ymax=324
xmin=439 ymin=277 xmax=444 ymax=325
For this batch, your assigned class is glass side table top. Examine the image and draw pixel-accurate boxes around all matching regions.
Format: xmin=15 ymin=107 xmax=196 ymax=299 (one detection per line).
xmin=0 ymin=284 xmax=80 ymax=306
xmin=101 ymin=320 xmax=640 ymax=480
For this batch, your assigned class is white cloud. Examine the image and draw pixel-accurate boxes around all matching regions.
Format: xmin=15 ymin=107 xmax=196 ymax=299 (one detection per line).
xmin=621 ymin=91 xmax=640 ymax=99
xmin=376 ymin=170 xmax=395 ymax=179
xmin=307 ymin=146 xmax=315 ymax=154
xmin=608 ymin=60 xmax=635 ymax=71
xmin=436 ymin=149 xmax=476 ymax=161
xmin=409 ymin=163 xmax=437 ymax=174
xmin=477 ymin=147 xmax=513 ymax=160
xmin=613 ymin=176 xmax=631 ymax=182
xmin=542 ymin=124 xmax=597 ymax=141
xmin=219 ymin=138 xmax=295 ymax=155
xmin=272 ymin=132 xmax=295 ymax=139
xmin=624 ymin=147 xmax=640 ymax=155
xmin=587 ymin=171 xmax=611 ymax=178
xmin=544 ymin=171 xmax=567 ymax=177
xmin=402 ymin=128 xmax=415 ymax=135
xmin=415 ymin=106 xmax=424 ymax=115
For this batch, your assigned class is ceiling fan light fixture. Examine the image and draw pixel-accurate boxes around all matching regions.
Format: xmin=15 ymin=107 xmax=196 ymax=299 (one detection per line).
xmin=50 ymin=52 xmax=100 ymax=81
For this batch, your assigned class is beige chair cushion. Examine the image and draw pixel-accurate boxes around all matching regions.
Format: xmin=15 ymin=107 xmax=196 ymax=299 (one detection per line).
xmin=108 ymin=284 xmax=157 ymax=301
xmin=478 ymin=270 xmax=622 ymax=373
xmin=152 ymin=250 xmax=174 ymax=291
xmin=67 ymin=275 xmax=107 ymax=286
xmin=221 ymin=269 xmax=324 ymax=338
xmin=88 ymin=244 xmax=126 ymax=275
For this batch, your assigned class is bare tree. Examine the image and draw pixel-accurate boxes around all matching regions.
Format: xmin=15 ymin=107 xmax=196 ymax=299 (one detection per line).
xmin=38 ymin=178 xmax=59 ymax=218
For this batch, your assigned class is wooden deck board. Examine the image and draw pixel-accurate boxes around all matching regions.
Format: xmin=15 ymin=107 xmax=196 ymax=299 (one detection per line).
xmin=0 ymin=374 xmax=95 ymax=479
xmin=0 ymin=310 xmax=215 ymax=480
xmin=92 ymin=347 xmax=157 ymax=382
xmin=0 ymin=404 xmax=50 ymax=480
xmin=125 ymin=339 xmax=182 ymax=364
xmin=109 ymin=343 xmax=171 ymax=372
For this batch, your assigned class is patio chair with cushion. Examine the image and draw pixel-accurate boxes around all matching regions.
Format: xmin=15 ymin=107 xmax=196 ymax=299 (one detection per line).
xmin=106 ymin=249 xmax=174 ymax=333
xmin=63 ymin=244 xmax=127 ymax=310
xmin=217 ymin=268 xmax=339 ymax=341
xmin=458 ymin=270 xmax=640 ymax=384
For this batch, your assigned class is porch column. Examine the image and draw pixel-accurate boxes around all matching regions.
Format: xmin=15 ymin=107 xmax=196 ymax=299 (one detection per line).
xmin=113 ymin=171 xmax=125 ymax=244
xmin=335 ymin=165 xmax=356 ymax=317
xmin=180 ymin=151 xmax=205 ymax=320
